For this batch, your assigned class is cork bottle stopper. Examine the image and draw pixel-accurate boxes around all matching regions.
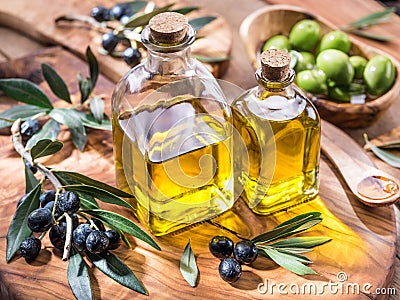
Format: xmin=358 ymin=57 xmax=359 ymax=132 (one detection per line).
xmin=260 ymin=49 xmax=291 ymax=81
xmin=149 ymin=12 xmax=188 ymax=44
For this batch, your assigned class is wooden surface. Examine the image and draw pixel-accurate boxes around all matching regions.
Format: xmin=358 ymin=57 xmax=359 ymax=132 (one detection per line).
xmin=0 ymin=0 xmax=399 ymax=299
xmin=0 ymin=0 xmax=232 ymax=81
xmin=0 ymin=47 xmax=396 ymax=300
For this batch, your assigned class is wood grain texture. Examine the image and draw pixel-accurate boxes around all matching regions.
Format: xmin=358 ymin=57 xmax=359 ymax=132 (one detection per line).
xmin=0 ymin=0 xmax=232 ymax=82
xmin=0 ymin=45 xmax=397 ymax=300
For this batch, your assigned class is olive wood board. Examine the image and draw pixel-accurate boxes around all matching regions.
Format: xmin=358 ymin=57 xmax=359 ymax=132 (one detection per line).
xmin=0 ymin=0 xmax=232 ymax=82
xmin=0 ymin=47 xmax=396 ymax=300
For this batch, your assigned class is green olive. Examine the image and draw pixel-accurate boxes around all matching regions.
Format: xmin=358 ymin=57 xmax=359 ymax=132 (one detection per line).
xmin=349 ymin=56 xmax=368 ymax=79
xmin=289 ymin=19 xmax=321 ymax=51
xmin=328 ymin=82 xmax=366 ymax=102
xmin=316 ymin=49 xmax=354 ymax=86
xmin=363 ymin=55 xmax=396 ymax=96
xmin=296 ymin=69 xmax=328 ymax=94
xmin=319 ymin=30 xmax=351 ymax=53
xmin=294 ymin=51 xmax=316 ymax=73
xmin=262 ymin=35 xmax=291 ymax=51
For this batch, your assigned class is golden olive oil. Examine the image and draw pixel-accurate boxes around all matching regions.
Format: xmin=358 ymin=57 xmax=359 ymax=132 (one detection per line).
xmin=232 ymin=71 xmax=320 ymax=216
xmin=113 ymin=97 xmax=234 ymax=235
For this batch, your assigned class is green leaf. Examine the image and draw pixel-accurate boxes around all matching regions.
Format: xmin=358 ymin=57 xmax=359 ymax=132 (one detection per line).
xmin=70 ymin=127 xmax=88 ymax=152
xmin=49 ymin=108 xmax=86 ymax=134
xmin=0 ymin=105 xmax=50 ymax=128
xmin=78 ymin=74 xmax=92 ymax=103
xmin=86 ymin=251 xmax=147 ymax=295
xmin=346 ymin=29 xmax=395 ymax=42
xmin=192 ymin=55 xmax=230 ymax=63
xmin=86 ymin=47 xmax=99 ymax=90
xmin=0 ymin=79 xmax=53 ymax=109
xmin=26 ymin=119 xmax=61 ymax=149
xmin=81 ymin=114 xmax=112 ymax=131
xmin=53 ymin=171 xmax=134 ymax=198
xmin=252 ymin=212 xmax=322 ymax=244
xmin=127 ymin=1 xmax=147 ymax=14
xmin=172 ymin=7 xmax=199 ymax=15
xmin=120 ymin=230 xmax=132 ymax=249
xmin=82 ymin=209 xmax=160 ymax=251
xmin=188 ymin=16 xmax=216 ymax=31
xmin=269 ymin=237 xmax=331 ymax=249
xmin=30 ymin=139 xmax=63 ymax=159
xmin=62 ymin=184 xmax=134 ymax=210
xmin=124 ymin=3 xmax=175 ymax=28
xmin=259 ymin=247 xmax=317 ymax=276
xmin=348 ymin=8 xmax=395 ymax=29
xmin=89 ymin=97 xmax=105 ymax=123
xmin=180 ymin=239 xmax=198 ymax=287
xmin=364 ymin=134 xmax=400 ymax=168
xmin=68 ymin=248 xmax=93 ymax=300
xmin=41 ymin=63 xmax=71 ymax=103
xmin=274 ymin=249 xmax=313 ymax=264
xmin=6 ymin=183 xmax=41 ymax=262
xmin=24 ymin=164 xmax=39 ymax=193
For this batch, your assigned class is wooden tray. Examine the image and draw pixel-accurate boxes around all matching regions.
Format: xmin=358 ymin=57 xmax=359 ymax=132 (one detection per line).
xmin=0 ymin=46 xmax=396 ymax=299
xmin=0 ymin=0 xmax=232 ymax=82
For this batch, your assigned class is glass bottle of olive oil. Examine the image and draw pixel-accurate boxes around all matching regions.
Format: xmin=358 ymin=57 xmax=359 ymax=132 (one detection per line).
xmin=112 ymin=12 xmax=234 ymax=236
xmin=232 ymin=49 xmax=320 ymax=214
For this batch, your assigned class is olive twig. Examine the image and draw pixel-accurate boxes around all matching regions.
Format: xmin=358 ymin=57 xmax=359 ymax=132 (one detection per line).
xmin=11 ymin=119 xmax=72 ymax=261
xmin=206 ymin=220 xmax=247 ymax=240
xmin=62 ymin=213 xmax=73 ymax=261
xmin=55 ymin=13 xmax=114 ymax=33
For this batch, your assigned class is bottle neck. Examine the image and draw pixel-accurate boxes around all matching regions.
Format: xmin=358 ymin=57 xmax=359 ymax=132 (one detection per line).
xmin=255 ymin=68 xmax=296 ymax=100
xmin=141 ymin=24 xmax=196 ymax=76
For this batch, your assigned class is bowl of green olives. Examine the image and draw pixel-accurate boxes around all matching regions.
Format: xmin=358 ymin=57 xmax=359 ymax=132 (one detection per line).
xmin=240 ymin=5 xmax=400 ymax=128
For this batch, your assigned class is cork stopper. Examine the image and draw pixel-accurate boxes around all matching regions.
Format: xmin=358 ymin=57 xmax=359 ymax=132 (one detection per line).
xmin=260 ymin=49 xmax=291 ymax=81
xmin=148 ymin=12 xmax=188 ymax=44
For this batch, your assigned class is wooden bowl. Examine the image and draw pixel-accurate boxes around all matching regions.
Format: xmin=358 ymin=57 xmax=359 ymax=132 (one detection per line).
xmin=239 ymin=5 xmax=400 ymax=129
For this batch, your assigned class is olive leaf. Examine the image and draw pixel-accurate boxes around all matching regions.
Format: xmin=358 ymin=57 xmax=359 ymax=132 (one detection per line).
xmin=49 ymin=108 xmax=86 ymax=135
xmin=347 ymin=30 xmax=395 ymax=42
xmin=30 ymin=139 xmax=63 ymax=159
xmin=81 ymin=209 xmax=160 ymax=251
xmin=24 ymin=164 xmax=39 ymax=193
xmin=251 ymin=212 xmax=322 ymax=244
xmin=89 ymin=97 xmax=105 ymax=123
xmin=78 ymin=74 xmax=93 ymax=103
xmin=126 ymin=1 xmax=147 ymax=14
xmin=120 ymin=230 xmax=132 ymax=249
xmin=258 ymin=247 xmax=317 ymax=276
xmin=68 ymin=248 xmax=93 ymax=300
xmin=86 ymin=47 xmax=99 ymax=91
xmin=172 ymin=6 xmax=199 ymax=15
xmin=364 ymin=134 xmax=400 ymax=168
xmin=0 ymin=105 xmax=50 ymax=129
xmin=268 ymin=237 xmax=332 ymax=249
xmin=188 ymin=16 xmax=216 ymax=31
xmin=180 ymin=239 xmax=198 ymax=287
xmin=25 ymin=118 xmax=61 ymax=149
xmin=62 ymin=184 xmax=134 ymax=210
xmin=41 ymin=63 xmax=71 ymax=103
xmin=81 ymin=114 xmax=112 ymax=131
xmin=123 ymin=3 xmax=175 ymax=28
xmin=53 ymin=171 xmax=134 ymax=198
xmin=70 ymin=127 xmax=88 ymax=152
xmin=0 ymin=79 xmax=53 ymax=109
xmin=86 ymin=251 xmax=148 ymax=295
xmin=6 ymin=183 xmax=41 ymax=262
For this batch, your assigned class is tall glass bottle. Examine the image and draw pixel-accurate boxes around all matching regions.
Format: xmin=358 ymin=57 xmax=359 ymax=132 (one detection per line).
xmin=232 ymin=49 xmax=320 ymax=214
xmin=112 ymin=12 xmax=234 ymax=236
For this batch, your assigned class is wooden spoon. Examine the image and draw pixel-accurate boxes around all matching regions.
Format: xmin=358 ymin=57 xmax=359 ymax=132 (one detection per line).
xmin=321 ymin=120 xmax=400 ymax=207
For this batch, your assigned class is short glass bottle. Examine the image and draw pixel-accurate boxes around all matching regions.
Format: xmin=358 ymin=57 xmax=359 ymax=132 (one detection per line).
xmin=111 ymin=12 xmax=234 ymax=235
xmin=232 ymin=49 xmax=321 ymax=214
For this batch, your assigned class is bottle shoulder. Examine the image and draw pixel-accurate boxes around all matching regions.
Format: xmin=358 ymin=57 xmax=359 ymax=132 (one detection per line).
xmin=232 ymin=86 xmax=320 ymax=124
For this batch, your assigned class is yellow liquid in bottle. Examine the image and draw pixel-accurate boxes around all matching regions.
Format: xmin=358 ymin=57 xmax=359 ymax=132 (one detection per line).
xmin=233 ymin=89 xmax=320 ymax=214
xmin=113 ymin=97 xmax=234 ymax=235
